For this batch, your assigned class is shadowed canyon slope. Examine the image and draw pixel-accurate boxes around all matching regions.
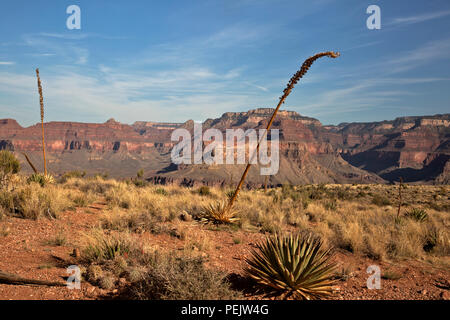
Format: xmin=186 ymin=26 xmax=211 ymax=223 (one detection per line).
xmin=0 ymin=109 xmax=449 ymax=186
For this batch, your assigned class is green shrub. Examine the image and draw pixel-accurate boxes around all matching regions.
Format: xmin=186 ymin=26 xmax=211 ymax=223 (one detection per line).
xmin=371 ymin=195 xmax=391 ymax=206
xmin=155 ymin=188 xmax=168 ymax=196
xmin=133 ymin=179 xmax=147 ymax=187
xmin=59 ymin=170 xmax=86 ymax=183
xmin=324 ymin=200 xmax=337 ymax=211
xmin=0 ymin=150 xmax=20 ymax=187
xmin=198 ymin=186 xmax=211 ymax=196
xmin=335 ymin=187 xmax=353 ymax=201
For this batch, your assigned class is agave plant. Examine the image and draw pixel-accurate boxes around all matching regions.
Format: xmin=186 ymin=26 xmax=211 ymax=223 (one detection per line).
xmin=245 ymin=232 xmax=337 ymax=300
xmin=198 ymin=200 xmax=239 ymax=225
xmin=27 ymin=173 xmax=55 ymax=187
xmin=405 ymin=208 xmax=428 ymax=222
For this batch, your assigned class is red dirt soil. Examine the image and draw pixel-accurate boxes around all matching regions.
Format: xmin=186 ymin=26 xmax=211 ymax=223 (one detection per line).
xmin=0 ymin=202 xmax=449 ymax=300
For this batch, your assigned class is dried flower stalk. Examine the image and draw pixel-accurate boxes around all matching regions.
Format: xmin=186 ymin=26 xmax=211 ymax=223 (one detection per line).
xmin=227 ymin=51 xmax=340 ymax=210
xmin=36 ymin=68 xmax=47 ymax=176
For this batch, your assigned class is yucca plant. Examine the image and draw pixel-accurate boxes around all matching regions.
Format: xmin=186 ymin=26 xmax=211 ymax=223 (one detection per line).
xmin=198 ymin=201 xmax=239 ymax=225
xmin=27 ymin=173 xmax=55 ymax=187
xmin=245 ymin=232 xmax=337 ymax=300
xmin=405 ymin=208 xmax=428 ymax=222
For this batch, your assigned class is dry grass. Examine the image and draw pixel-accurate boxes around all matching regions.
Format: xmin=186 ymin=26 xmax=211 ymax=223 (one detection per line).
xmin=2 ymin=176 xmax=448 ymax=268
xmin=2 ymin=175 xmax=447 ymax=298
xmin=0 ymin=177 xmax=74 ymax=219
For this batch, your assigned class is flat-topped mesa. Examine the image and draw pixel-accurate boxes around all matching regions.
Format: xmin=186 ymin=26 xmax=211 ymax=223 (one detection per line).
xmin=132 ymin=121 xmax=182 ymax=130
xmin=0 ymin=119 xmax=22 ymax=128
xmin=337 ymin=114 xmax=450 ymax=135
xmin=211 ymin=108 xmax=322 ymax=129
xmin=0 ymin=119 xmax=23 ymax=139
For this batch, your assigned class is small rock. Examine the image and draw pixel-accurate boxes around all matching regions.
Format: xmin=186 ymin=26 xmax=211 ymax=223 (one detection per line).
xmin=179 ymin=211 xmax=192 ymax=221
xmin=73 ymin=248 xmax=80 ymax=258
xmin=417 ymin=289 xmax=427 ymax=295
xmin=440 ymin=291 xmax=450 ymax=300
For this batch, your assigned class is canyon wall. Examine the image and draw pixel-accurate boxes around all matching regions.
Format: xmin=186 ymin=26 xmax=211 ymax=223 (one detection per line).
xmin=0 ymin=109 xmax=448 ymax=185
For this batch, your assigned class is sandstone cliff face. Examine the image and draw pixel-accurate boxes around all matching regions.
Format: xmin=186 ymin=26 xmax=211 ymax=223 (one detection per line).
xmin=0 ymin=109 xmax=448 ymax=184
xmin=333 ymin=114 xmax=450 ymax=183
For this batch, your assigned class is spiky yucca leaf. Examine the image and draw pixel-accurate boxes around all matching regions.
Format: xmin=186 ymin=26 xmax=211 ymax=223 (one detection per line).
xmin=405 ymin=208 xmax=428 ymax=222
xmin=27 ymin=173 xmax=55 ymax=187
xmin=198 ymin=201 xmax=239 ymax=225
xmin=245 ymin=232 xmax=337 ymax=300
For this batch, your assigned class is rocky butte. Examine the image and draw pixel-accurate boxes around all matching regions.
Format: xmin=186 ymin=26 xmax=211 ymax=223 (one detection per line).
xmin=0 ymin=109 xmax=448 ymax=186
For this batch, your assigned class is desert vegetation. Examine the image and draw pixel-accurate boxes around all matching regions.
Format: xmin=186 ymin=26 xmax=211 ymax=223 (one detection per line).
xmin=0 ymin=156 xmax=448 ymax=299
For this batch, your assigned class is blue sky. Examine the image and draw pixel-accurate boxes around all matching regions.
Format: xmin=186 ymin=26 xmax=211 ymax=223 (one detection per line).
xmin=0 ymin=0 xmax=449 ymax=126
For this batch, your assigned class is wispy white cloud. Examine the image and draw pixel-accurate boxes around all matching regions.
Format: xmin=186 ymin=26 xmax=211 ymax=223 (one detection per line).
xmin=26 ymin=53 xmax=56 ymax=57
xmin=0 ymin=61 xmax=15 ymax=65
xmin=383 ymin=38 xmax=450 ymax=74
xmin=38 ymin=32 xmax=128 ymax=40
xmin=293 ymin=75 xmax=449 ymax=118
xmin=341 ymin=41 xmax=382 ymax=52
xmin=22 ymin=33 xmax=90 ymax=65
xmin=389 ymin=10 xmax=450 ymax=26
xmin=0 ymin=62 xmax=273 ymax=125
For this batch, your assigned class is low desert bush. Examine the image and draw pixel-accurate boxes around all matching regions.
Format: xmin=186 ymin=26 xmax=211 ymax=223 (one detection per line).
xmin=59 ymin=170 xmax=86 ymax=183
xmin=198 ymin=186 xmax=211 ymax=196
xmin=81 ymin=230 xmax=133 ymax=263
xmin=128 ymin=251 xmax=240 ymax=300
xmin=101 ymin=210 xmax=171 ymax=235
xmin=371 ymin=194 xmax=391 ymax=206
xmin=0 ymin=183 xmax=72 ymax=219
xmin=0 ymin=150 xmax=20 ymax=188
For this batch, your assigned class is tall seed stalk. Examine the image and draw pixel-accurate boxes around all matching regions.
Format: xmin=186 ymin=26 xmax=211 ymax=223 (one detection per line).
xmin=227 ymin=51 xmax=340 ymax=211
xmin=396 ymin=177 xmax=403 ymax=220
xmin=36 ymin=68 xmax=47 ymax=176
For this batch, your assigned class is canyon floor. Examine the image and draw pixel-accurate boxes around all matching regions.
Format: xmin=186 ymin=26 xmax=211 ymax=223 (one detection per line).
xmin=0 ymin=177 xmax=449 ymax=300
